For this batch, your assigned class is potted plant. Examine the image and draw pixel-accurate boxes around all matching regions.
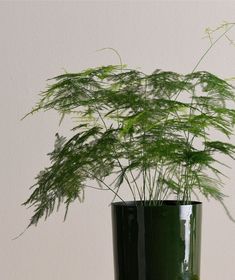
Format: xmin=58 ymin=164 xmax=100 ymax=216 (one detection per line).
xmin=23 ymin=23 xmax=235 ymax=279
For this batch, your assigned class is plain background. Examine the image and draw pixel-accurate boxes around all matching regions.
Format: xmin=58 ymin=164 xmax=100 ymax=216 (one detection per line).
xmin=1 ymin=1 xmax=235 ymax=279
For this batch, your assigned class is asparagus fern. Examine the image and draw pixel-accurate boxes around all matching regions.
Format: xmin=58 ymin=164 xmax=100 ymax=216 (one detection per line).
xmin=23 ymin=22 xmax=235 ymax=227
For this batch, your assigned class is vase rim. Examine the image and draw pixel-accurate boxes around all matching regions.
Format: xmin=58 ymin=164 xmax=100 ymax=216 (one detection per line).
xmin=111 ymin=200 xmax=202 ymax=207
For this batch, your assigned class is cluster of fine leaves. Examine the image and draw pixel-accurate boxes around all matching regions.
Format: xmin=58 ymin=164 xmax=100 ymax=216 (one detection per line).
xmin=23 ymin=64 xmax=235 ymax=227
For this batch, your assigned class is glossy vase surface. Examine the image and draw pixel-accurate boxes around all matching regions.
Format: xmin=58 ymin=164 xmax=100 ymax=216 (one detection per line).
xmin=111 ymin=200 xmax=202 ymax=280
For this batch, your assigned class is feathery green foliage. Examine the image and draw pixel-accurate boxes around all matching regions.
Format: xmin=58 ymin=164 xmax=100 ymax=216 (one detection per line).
xmin=23 ymin=22 xmax=235 ymax=227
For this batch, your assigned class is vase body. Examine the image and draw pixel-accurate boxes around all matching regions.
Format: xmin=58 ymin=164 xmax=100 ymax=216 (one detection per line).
xmin=111 ymin=200 xmax=202 ymax=280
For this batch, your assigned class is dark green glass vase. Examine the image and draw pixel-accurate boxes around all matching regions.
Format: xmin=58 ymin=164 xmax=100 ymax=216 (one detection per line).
xmin=111 ymin=200 xmax=202 ymax=280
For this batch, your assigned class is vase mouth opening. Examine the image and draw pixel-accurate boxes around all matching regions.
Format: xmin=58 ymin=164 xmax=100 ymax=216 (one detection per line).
xmin=111 ymin=200 xmax=202 ymax=207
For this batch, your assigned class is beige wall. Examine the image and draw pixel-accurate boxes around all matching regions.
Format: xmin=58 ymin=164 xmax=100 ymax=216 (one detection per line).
xmin=1 ymin=1 xmax=235 ymax=279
